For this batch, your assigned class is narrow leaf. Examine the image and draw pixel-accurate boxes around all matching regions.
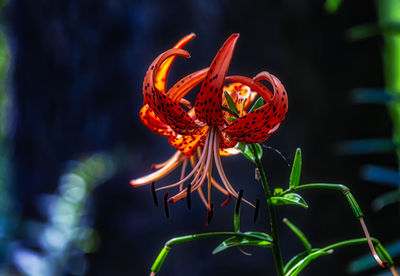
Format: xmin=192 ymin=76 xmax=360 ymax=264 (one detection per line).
xmin=249 ymin=97 xmax=265 ymax=113
xmin=284 ymin=250 xmax=314 ymax=274
xmin=235 ymin=142 xmax=263 ymax=163
xmin=289 ymin=148 xmax=302 ymax=188
xmin=212 ymin=233 xmax=273 ymax=254
xmin=270 ymin=193 xmax=308 ymax=209
xmin=224 ymin=91 xmax=239 ymax=117
xmin=283 ymin=218 xmax=312 ymax=252
xmin=285 ymin=249 xmax=333 ymax=276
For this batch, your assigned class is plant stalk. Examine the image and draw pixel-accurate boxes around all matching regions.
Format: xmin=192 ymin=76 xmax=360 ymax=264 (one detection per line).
xmin=251 ymin=144 xmax=284 ymax=276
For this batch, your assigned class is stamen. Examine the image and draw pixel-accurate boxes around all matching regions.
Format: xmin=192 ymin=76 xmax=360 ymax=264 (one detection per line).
xmin=156 ymin=130 xmax=212 ymax=192
xmin=150 ymin=272 xmax=156 ymax=276
xmin=220 ymin=193 xmax=232 ymax=207
xmin=151 ymin=182 xmax=158 ymax=207
xmin=359 ymin=217 xmax=385 ymax=268
xmin=131 ymin=151 xmax=185 ymax=186
xmin=213 ymin=129 xmax=255 ymax=207
xmin=186 ymin=184 xmax=191 ymax=209
xmin=163 ymin=192 xmax=170 ymax=218
xmin=205 ymin=202 xmax=214 ymax=226
xmin=179 ymin=158 xmax=189 ymax=191
xmin=168 ymin=128 xmax=215 ymax=202
xmin=390 ymin=266 xmax=399 ymax=276
xmin=152 ymin=150 xmax=182 ymax=170
xmin=253 ymin=199 xmax=260 ymax=223
xmin=235 ymin=190 xmax=244 ymax=215
xmin=211 ymin=177 xmax=229 ymax=195
xmin=197 ymin=188 xmax=209 ymax=208
xmin=207 ymin=129 xmax=214 ymax=207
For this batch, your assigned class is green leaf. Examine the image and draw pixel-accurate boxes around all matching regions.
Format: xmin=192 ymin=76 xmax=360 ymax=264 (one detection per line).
xmin=227 ymin=117 xmax=237 ymax=122
xmin=269 ymin=193 xmax=308 ymax=209
xmin=224 ymin=91 xmax=239 ymax=117
xmin=221 ymin=105 xmax=239 ymax=118
xmin=284 ymin=250 xmax=313 ymax=274
xmin=212 ymin=232 xmax=273 ymax=254
xmin=249 ymin=97 xmax=265 ymax=113
xmin=284 ymin=249 xmax=333 ymax=276
xmin=235 ymin=142 xmax=263 ymax=163
xmin=283 ymin=218 xmax=312 ymax=252
xmin=283 ymin=249 xmax=333 ymax=276
xmin=289 ymin=148 xmax=302 ymax=188
xmin=274 ymin=188 xmax=283 ymax=196
xmin=324 ymin=0 xmax=342 ymax=13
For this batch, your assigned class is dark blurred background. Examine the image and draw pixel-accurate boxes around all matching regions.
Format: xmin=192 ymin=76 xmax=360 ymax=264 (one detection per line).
xmin=0 ymin=0 xmax=398 ymax=275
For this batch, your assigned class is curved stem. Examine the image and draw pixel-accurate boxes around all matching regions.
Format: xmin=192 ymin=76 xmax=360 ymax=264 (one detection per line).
xmin=250 ymin=144 xmax=284 ymax=276
xmin=150 ymin=231 xmax=273 ymax=275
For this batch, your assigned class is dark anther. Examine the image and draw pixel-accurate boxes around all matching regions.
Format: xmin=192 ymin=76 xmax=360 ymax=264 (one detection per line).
xmin=235 ymin=190 xmax=244 ymax=215
xmin=163 ymin=192 xmax=169 ymax=218
xmin=186 ymin=184 xmax=192 ymax=210
xmin=253 ymin=199 xmax=260 ymax=223
xmin=151 ymin=182 xmax=158 ymax=207
xmin=220 ymin=193 xmax=232 ymax=207
xmin=151 ymin=164 xmax=157 ymax=171
xmin=205 ymin=202 xmax=214 ymax=226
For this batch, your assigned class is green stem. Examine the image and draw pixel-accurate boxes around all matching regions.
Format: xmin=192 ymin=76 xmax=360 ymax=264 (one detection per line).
xmin=282 ymin=183 xmax=364 ymax=218
xmin=378 ymin=0 xmax=400 ymax=167
xmin=251 ymin=144 xmax=284 ymax=276
xmin=150 ymin=231 xmax=272 ymax=273
xmin=322 ymin=237 xmax=394 ymax=266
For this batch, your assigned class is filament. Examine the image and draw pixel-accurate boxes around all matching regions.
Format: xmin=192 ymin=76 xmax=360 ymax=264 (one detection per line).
xmin=213 ymin=130 xmax=254 ymax=207
xmin=167 ymin=128 xmax=214 ymax=201
xmin=155 ymin=131 xmax=212 ymax=191
xmin=179 ymin=158 xmax=188 ymax=191
xmin=131 ymin=151 xmax=185 ymax=186
xmin=197 ymin=187 xmax=209 ymax=208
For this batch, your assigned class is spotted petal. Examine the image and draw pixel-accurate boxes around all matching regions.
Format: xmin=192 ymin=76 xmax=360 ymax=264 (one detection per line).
xmin=143 ymin=48 xmax=199 ymax=134
xmin=139 ymin=104 xmax=173 ymax=137
xmin=223 ymin=72 xmax=288 ymax=143
xmin=194 ymin=34 xmax=239 ymax=126
xmin=155 ymin=33 xmax=196 ymax=93
xmin=169 ymin=126 xmax=208 ymax=158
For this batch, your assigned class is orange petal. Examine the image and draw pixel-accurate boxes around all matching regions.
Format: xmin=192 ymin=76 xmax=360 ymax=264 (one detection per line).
xmin=168 ymin=68 xmax=209 ymax=102
xmin=168 ymin=126 xmax=209 ymax=158
xmin=223 ymin=72 xmax=288 ymax=143
xmin=155 ymin=33 xmax=196 ymax=93
xmin=194 ymin=34 xmax=240 ymax=126
xmin=139 ymin=104 xmax=173 ymax=137
xmin=130 ymin=151 xmax=186 ymax=187
xmin=143 ymin=48 xmax=199 ymax=134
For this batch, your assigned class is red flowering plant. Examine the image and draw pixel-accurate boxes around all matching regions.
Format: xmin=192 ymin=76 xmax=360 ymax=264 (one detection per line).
xmin=131 ymin=34 xmax=398 ymax=276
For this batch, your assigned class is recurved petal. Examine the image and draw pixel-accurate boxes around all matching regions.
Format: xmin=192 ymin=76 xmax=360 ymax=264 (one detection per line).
xmin=168 ymin=68 xmax=208 ymax=101
xmin=155 ymin=33 xmax=196 ymax=93
xmin=194 ymin=34 xmax=240 ymax=126
xmin=223 ymin=73 xmax=288 ymax=143
xmin=139 ymin=104 xmax=173 ymax=137
xmin=143 ymin=48 xmax=199 ymax=134
xmin=168 ymin=126 xmax=208 ymax=158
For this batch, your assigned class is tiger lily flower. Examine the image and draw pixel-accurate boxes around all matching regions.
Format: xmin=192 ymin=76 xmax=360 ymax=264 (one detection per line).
xmin=130 ymin=33 xmax=288 ymax=211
